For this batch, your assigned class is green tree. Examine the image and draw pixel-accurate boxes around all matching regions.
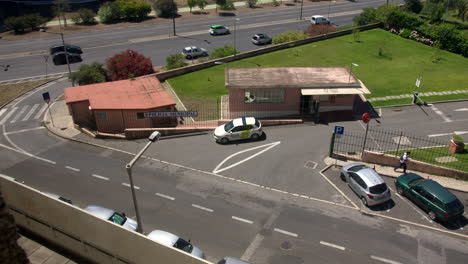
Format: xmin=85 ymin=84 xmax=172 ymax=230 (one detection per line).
xmin=215 ymin=0 xmax=226 ymax=12
xmin=197 ymin=0 xmax=208 ymax=10
xmin=4 ymin=16 xmax=28 ymax=34
xmin=247 ymin=0 xmax=258 ymax=8
xmin=53 ymin=0 xmax=70 ymax=29
xmin=23 ymin=14 xmax=47 ymax=31
xmin=209 ymin=45 xmax=238 ymax=59
xmin=98 ymin=2 xmax=122 ymax=23
xmin=272 ymin=30 xmax=307 ymax=44
xmin=404 ymin=0 xmax=423 ymax=13
xmin=221 ymin=0 xmax=235 ymax=10
xmin=153 ymin=0 xmax=178 ymax=18
xmin=187 ymin=0 xmax=197 ymax=13
xmin=106 ymin=49 xmax=155 ymax=81
xmin=75 ymin=8 xmax=96 ymax=25
xmin=453 ymin=0 xmax=468 ymax=21
xmin=422 ymin=0 xmax=446 ymax=22
xmin=353 ymin=7 xmax=378 ymax=25
xmin=166 ymin=54 xmax=188 ymax=70
xmin=70 ymin=63 xmax=108 ymax=85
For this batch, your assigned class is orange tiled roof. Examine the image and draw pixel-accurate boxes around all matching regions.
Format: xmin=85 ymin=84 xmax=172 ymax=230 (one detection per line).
xmin=64 ymin=76 xmax=176 ymax=110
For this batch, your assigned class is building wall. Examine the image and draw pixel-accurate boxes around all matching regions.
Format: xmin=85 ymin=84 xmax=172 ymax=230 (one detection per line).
xmin=69 ymin=101 xmax=95 ymax=129
xmin=95 ymin=110 xmax=126 ymax=134
xmin=229 ymin=88 xmax=302 ymax=113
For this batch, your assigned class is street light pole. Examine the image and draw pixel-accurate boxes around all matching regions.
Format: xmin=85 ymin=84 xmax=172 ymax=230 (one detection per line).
xmin=43 ymin=56 xmax=49 ymax=79
xmin=348 ymin=63 xmax=359 ymax=85
xmin=234 ymin=18 xmax=240 ymax=57
xmin=171 ymin=0 xmax=176 ymax=36
xmin=125 ymin=131 xmax=161 ymax=234
xmin=300 ymin=0 xmax=304 ymax=20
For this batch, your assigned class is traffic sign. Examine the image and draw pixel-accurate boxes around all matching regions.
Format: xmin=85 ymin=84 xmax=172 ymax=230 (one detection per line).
xmin=334 ymin=126 xmax=344 ymax=135
xmin=362 ymin=112 xmax=370 ymax=123
xmin=42 ymin=92 xmax=50 ymax=104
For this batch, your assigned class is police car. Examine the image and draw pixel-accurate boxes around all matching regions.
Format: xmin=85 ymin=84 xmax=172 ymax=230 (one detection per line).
xmin=214 ymin=117 xmax=263 ymax=144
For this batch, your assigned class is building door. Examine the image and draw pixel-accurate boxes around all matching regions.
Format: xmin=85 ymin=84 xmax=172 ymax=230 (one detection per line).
xmin=300 ymin=95 xmax=311 ymax=114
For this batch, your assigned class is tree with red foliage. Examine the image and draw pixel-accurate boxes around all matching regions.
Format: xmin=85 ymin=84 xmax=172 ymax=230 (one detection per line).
xmin=106 ymin=49 xmax=155 ymax=81
xmin=304 ymin=24 xmax=337 ymax=37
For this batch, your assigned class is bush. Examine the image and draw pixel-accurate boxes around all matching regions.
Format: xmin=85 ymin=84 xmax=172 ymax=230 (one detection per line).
xmin=221 ymin=0 xmax=235 ymax=10
xmin=417 ymin=23 xmax=466 ymax=55
xmin=23 ymin=14 xmax=47 ymax=31
xmin=71 ymin=14 xmax=81 ymax=24
xmin=404 ymin=0 xmax=423 ymax=14
xmin=272 ymin=0 xmax=280 ymax=6
xmin=74 ymin=8 xmax=97 ymax=25
xmin=375 ymin=4 xmax=423 ymax=29
xmin=153 ymin=0 xmax=178 ymax=18
xmin=399 ymin=28 xmax=412 ymax=38
xmin=4 ymin=17 xmax=28 ymax=33
xmin=116 ymin=0 xmax=151 ymax=21
xmin=304 ymin=24 xmax=337 ymax=37
xmin=353 ymin=8 xmax=378 ymax=25
xmin=166 ymin=54 xmax=188 ymax=70
xmin=106 ymin=49 xmax=155 ymax=81
xmin=197 ymin=0 xmax=208 ymax=10
xmin=187 ymin=0 xmax=197 ymax=12
xmin=247 ymin=0 xmax=258 ymax=8
xmin=422 ymin=0 xmax=446 ymax=22
xmin=70 ymin=62 xmax=108 ymax=85
xmin=98 ymin=2 xmax=121 ymax=24
xmin=272 ymin=30 xmax=307 ymax=44
xmin=209 ymin=45 xmax=238 ymax=59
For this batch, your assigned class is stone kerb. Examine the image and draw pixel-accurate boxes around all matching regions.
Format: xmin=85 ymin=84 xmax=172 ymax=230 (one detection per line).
xmin=154 ymin=23 xmax=383 ymax=82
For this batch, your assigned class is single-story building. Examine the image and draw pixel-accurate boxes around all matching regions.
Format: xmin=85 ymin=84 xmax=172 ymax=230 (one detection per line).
xmin=64 ymin=76 xmax=177 ymax=134
xmin=225 ymin=67 xmax=371 ymax=120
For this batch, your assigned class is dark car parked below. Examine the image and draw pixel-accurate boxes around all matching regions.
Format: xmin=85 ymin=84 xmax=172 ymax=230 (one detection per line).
xmin=50 ymin=44 xmax=83 ymax=55
xmin=52 ymin=51 xmax=82 ymax=65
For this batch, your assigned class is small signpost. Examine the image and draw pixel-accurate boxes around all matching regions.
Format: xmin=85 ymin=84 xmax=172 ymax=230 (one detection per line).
xmin=42 ymin=92 xmax=54 ymax=126
xmin=334 ymin=125 xmax=344 ymax=138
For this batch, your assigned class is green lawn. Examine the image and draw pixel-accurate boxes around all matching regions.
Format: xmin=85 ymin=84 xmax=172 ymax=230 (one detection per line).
xmin=168 ymin=29 xmax=468 ymax=107
xmin=390 ymin=147 xmax=468 ymax=177
xmin=0 ymin=79 xmax=54 ymax=107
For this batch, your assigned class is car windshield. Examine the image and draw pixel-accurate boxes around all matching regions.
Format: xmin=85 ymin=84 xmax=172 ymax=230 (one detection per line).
xmin=348 ymin=165 xmax=368 ymax=172
xmin=224 ymin=121 xmax=234 ymax=132
xmin=108 ymin=212 xmax=127 ymax=225
xmin=408 ymin=178 xmax=426 ymax=187
xmin=369 ymin=183 xmax=388 ymax=194
xmin=446 ymin=199 xmax=463 ymax=213
xmin=255 ymin=119 xmax=260 ymax=127
xmin=174 ymin=238 xmax=193 ymax=253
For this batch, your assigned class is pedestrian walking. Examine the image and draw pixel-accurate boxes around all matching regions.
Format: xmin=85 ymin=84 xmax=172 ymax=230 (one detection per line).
xmin=394 ymin=152 xmax=411 ymax=173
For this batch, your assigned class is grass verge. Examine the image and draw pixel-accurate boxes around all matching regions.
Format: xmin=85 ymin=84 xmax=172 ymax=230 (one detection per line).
xmin=0 ymin=79 xmax=55 ymax=107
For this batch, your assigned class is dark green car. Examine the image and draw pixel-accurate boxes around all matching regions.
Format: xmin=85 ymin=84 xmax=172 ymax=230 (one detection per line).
xmin=395 ymin=173 xmax=464 ymax=222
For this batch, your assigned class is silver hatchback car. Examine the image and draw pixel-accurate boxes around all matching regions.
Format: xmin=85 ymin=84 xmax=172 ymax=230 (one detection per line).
xmin=214 ymin=117 xmax=263 ymax=144
xmin=340 ymin=163 xmax=391 ymax=206
xmin=147 ymin=230 xmax=205 ymax=259
xmin=84 ymin=205 xmax=138 ymax=231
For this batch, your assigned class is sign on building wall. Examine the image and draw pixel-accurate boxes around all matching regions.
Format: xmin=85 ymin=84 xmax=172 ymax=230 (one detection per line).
xmin=144 ymin=111 xmax=198 ymax=118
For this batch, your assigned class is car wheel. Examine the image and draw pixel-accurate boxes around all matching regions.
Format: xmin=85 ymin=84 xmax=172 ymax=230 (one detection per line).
xmin=251 ymin=133 xmax=259 ymax=140
xmin=202 ymin=52 xmax=208 ymax=57
xmin=221 ymin=138 xmax=229 ymax=144
xmin=428 ymin=211 xmax=437 ymax=221
xmin=186 ymin=55 xmax=192 ymax=60
xmin=396 ymin=185 xmax=404 ymax=195
xmin=340 ymin=173 xmax=346 ymax=182
xmin=361 ymin=196 xmax=368 ymax=206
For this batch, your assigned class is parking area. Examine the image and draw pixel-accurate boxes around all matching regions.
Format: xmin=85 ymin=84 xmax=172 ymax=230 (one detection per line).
xmin=323 ymin=165 xmax=468 ymax=235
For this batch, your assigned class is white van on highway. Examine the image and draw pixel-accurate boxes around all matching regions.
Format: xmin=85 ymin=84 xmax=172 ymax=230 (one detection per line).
xmin=310 ymin=15 xmax=330 ymax=25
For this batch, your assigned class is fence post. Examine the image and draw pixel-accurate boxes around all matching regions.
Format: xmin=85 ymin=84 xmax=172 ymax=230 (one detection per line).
xmin=395 ymin=131 xmax=403 ymax=157
xmin=329 ymin=132 xmax=336 ymax=157
xmin=217 ymin=98 xmax=220 ymax=120
xmin=361 ymin=122 xmax=369 ymax=156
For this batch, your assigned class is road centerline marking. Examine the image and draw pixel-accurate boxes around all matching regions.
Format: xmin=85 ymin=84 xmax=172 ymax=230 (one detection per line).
xmin=232 ymin=216 xmax=253 ymax=224
xmin=91 ymin=174 xmax=109 ymax=181
xmin=370 ymin=255 xmax=402 ymax=264
xmin=155 ymin=192 xmax=175 ymax=200
xmin=65 ymin=166 xmax=80 ymax=172
xmin=122 ymin=183 xmax=140 ymax=190
xmin=320 ymin=241 xmax=345 ymax=251
xmin=192 ymin=204 xmax=214 ymax=213
xmin=274 ymin=228 xmax=298 ymax=238
xmin=430 ymin=105 xmax=452 ymax=122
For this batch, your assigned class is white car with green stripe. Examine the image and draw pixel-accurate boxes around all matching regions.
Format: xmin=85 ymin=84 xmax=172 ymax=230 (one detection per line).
xmin=214 ymin=117 xmax=263 ymax=144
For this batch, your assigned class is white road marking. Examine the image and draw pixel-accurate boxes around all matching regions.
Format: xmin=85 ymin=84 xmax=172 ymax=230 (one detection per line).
xmin=359 ymin=121 xmax=383 ymax=150
xmin=65 ymin=166 xmax=80 ymax=172
xmin=4 ymin=126 xmax=45 ymax=135
xmin=304 ymin=160 xmax=318 ymax=169
xmin=91 ymin=174 xmax=109 ymax=181
xmin=394 ymin=192 xmax=432 ymax=223
xmin=22 ymin=104 xmax=39 ymax=121
xmin=155 ymin=192 xmax=175 ymax=200
xmin=122 ymin=183 xmax=140 ymax=190
xmin=10 ymin=105 xmax=29 ymax=123
xmin=192 ymin=204 xmax=214 ymax=213
xmin=213 ymin=141 xmax=281 ymax=174
xmin=428 ymin=131 xmax=468 ymax=137
xmin=430 ymin=105 xmax=452 ymax=122
xmin=454 ymin=108 xmax=468 ymax=111
xmin=0 ymin=109 xmax=7 ymax=118
xmin=320 ymin=241 xmax=345 ymax=251
xmin=274 ymin=228 xmax=298 ymax=238
xmin=370 ymin=255 xmax=402 ymax=264
xmin=0 ymin=107 xmax=18 ymax=125
xmin=319 ymin=165 xmax=359 ymax=209
xmin=34 ymin=104 xmax=48 ymax=120
xmin=232 ymin=216 xmax=253 ymax=225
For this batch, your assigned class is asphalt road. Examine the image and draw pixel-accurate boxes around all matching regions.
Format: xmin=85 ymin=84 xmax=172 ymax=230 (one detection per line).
xmin=0 ymin=0 xmax=399 ymax=81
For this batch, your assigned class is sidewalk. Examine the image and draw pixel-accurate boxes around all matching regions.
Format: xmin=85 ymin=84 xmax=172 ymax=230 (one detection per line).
xmin=45 ymin=99 xmax=468 ymax=193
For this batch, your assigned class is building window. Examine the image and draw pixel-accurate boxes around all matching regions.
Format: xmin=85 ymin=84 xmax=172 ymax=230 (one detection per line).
xmin=137 ymin=112 xmax=145 ymax=120
xmin=96 ymin=112 xmax=107 ymax=120
xmin=244 ymin=89 xmax=285 ymax=104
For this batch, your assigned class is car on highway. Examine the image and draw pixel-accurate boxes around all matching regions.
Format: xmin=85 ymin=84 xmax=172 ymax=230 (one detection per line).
xmin=50 ymin=44 xmax=83 ymax=55
xmin=340 ymin=163 xmax=391 ymax=206
xmin=214 ymin=116 xmax=263 ymax=144
xmin=181 ymin=46 xmax=208 ymax=60
xmin=251 ymin=33 xmax=272 ymax=45
xmin=217 ymin=256 xmax=253 ymax=264
xmin=147 ymin=230 xmax=205 ymax=259
xmin=310 ymin=15 xmax=330 ymax=25
xmin=395 ymin=173 xmax=465 ymax=222
xmin=84 ymin=205 xmax=138 ymax=231
xmin=209 ymin=25 xmax=230 ymax=35
xmin=52 ymin=51 xmax=82 ymax=65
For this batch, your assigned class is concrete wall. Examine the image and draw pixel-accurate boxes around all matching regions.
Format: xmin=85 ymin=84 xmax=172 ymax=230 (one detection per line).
xmin=0 ymin=176 xmax=210 ymax=264
xmin=154 ymin=23 xmax=382 ymax=82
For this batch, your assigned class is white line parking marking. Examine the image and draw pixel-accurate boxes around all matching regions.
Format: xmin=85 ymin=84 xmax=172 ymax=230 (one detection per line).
xmin=122 ymin=183 xmax=140 ymax=190
xmin=155 ymin=192 xmax=175 ymax=200
xmin=394 ymin=192 xmax=432 ymax=223
xmin=370 ymin=255 xmax=402 ymax=264
xmin=213 ymin=141 xmax=281 ymax=174
xmin=232 ymin=216 xmax=253 ymax=225
xmin=320 ymin=241 xmax=345 ymax=251
xmin=192 ymin=204 xmax=214 ymax=213
xmin=430 ymin=105 xmax=452 ymax=122
xmin=22 ymin=104 xmax=39 ymax=121
xmin=91 ymin=174 xmax=109 ymax=181
xmin=273 ymin=228 xmax=298 ymax=238
xmin=304 ymin=160 xmax=318 ymax=169
xmin=65 ymin=166 xmax=80 ymax=172
xmin=34 ymin=104 xmax=48 ymax=120
xmin=0 ymin=107 xmax=18 ymax=124
xmin=5 ymin=126 xmax=45 ymax=135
